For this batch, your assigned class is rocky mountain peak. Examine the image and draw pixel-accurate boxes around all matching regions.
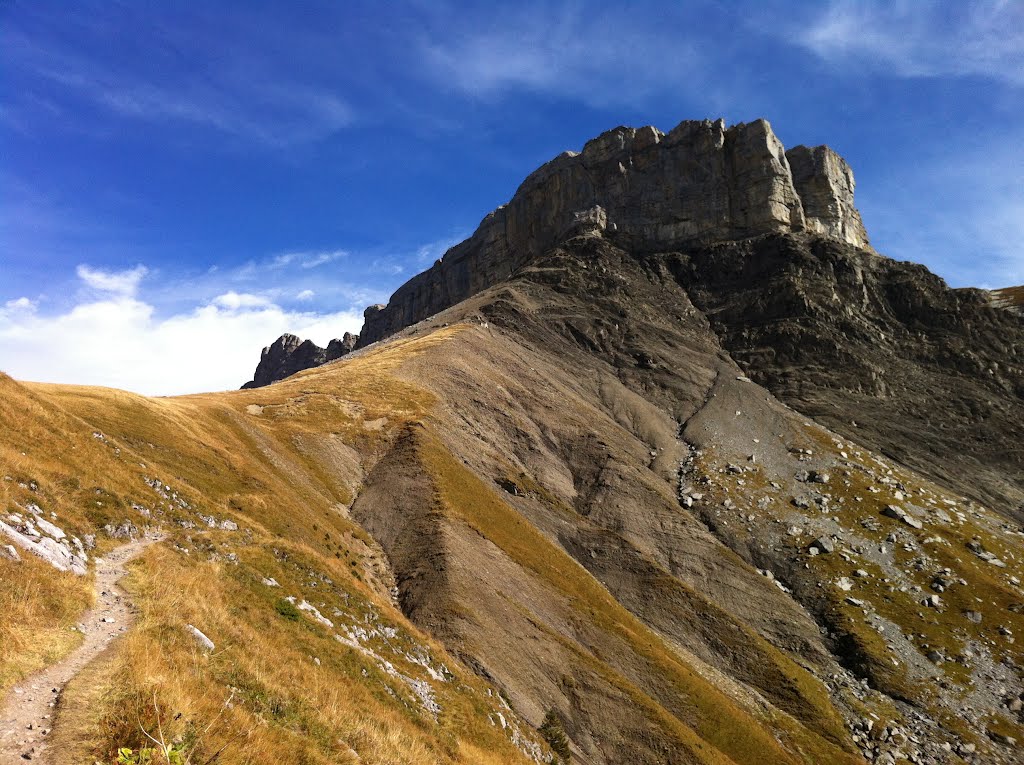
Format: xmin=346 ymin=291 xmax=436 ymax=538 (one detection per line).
xmin=786 ymin=144 xmax=871 ymax=250
xmin=359 ymin=117 xmax=871 ymax=346
xmin=241 ymin=331 xmax=357 ymax=389
xmin=241 ymin=117 xmax=873 ymax=385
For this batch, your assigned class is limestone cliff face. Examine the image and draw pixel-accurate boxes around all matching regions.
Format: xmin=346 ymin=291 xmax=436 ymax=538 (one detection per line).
xmin=360 ymin=117 xmax=871 ymax=346
xmin=786 ymin=145 xmax=871 ymax=250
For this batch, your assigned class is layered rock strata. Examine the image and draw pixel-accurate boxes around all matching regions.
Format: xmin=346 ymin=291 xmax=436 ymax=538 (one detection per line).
xmin=786 ymin=144 xmax=871 ymax=250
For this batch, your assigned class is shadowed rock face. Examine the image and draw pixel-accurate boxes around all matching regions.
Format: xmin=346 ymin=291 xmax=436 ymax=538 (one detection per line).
xmin=359 ymin=118 xmax=870 ymax=346
xmin=241 ymin=331 xmax=357 ymax=389
xmin=669 ymin=233 xmax=1024 ymax=523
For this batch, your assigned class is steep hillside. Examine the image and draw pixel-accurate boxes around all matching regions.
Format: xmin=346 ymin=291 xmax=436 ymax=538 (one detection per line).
xmin=674 ymin=235 xmax=1024 ymax=524
xmin=4 ymin=234 xmax=1023 ymax=763
xmin=1 ymin=338 xmax=547 ymax=765
xmin=4 ymin=117 xmax=1023 ymax=765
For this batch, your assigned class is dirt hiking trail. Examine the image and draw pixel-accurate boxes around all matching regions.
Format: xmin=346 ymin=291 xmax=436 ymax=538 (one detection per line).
xmin=0 ymin=535 xmax=159 ymax=763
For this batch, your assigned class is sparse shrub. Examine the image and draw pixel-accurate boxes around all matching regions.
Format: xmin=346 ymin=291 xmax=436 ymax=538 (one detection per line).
xmin=539 ymin=710 xmax=571 ymax=764
xmin=115 ymin=743 xmax=187 ymax=764
xmin=274 ymin=597 xmax=300 ymax=621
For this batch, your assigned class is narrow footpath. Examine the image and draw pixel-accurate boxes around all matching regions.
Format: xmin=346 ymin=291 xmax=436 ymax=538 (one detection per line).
xmin=0 ymin=535 xmax=158 ymax=763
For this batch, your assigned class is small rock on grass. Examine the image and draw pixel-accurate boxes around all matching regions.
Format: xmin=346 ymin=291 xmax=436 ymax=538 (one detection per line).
xmin=186 ymin=624 xmax=215 ymax=652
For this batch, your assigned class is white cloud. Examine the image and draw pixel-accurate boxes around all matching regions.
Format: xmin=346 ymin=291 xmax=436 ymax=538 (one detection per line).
xmin=75 ymin=264 xmax=148 ymax=296
xmin=296 ymin=289 xmax=315 ymax=301
xmin=415 ymin=234 xmax=467 ymax=265
xmin=271 ymin=249 xmax=348 ymax=269
xmin=212 ymin=291 xmax=273 ymax=310
xmin=0 ymin=263 xmax=365 ymax=395
xmin=371 ymin=259 xmax=405 ymax=276
xmin=418 ymin=4 xmax=702 ymax=104
xmin=94 ymin=82 xmax=354 ymax=146
xmin=3 ymin=297 xmax=36 ymax=313
xmin=795 ymin=1 xmax=1024 ymax=85
xmin=4 ymin=14 xmax=355 ymax=148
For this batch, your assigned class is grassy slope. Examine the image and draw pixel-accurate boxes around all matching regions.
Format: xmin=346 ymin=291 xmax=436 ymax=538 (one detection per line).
xmin=2 ymin=332 xmax=543 ymax=764
xmin=3 ymin=322 xmax=866 ymax=764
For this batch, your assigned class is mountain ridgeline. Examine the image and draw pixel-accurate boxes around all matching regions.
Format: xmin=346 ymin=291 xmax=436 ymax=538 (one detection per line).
xmin=243 ymin=117 xmax=868 ymax=386
xmin=4 ymin=118 xmax=1023 ymax=765
xmin=358 ymin=118 xmax=872 ymax=345
xmin=248 ymin=117 xmax=1023 ymax=525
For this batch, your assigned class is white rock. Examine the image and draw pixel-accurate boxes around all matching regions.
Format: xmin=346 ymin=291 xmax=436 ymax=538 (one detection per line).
xmin=35 ymin=517 xmax=66 ymax=540
xmin=1 ymin=520 xmax=87 ymax=575
xmin=296 ymin=600 xmax=334 ymax=628
xmin=186 ymin=624 xmax=215 ymax=652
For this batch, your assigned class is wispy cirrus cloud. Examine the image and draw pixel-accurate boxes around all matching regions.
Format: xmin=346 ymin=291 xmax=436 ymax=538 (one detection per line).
xmin=2 ymin=7 xmax=355 ymax=147
xmin=91 ymin=80 xmax=355 ymax=146
xmin=156 ymin=251 xmax=386 ymax=316
xmin=271 ymin=249 xmax=349 ymax=269
xmin=414 ymin=233 xmax=470 ymax=265
xmin=416 ymin=2 xmax=706 ymax=105
xmin=792 ymin=1 xmax=1024 ymax=85
xmin=860 ymin=136 xmax=1024 ymax=288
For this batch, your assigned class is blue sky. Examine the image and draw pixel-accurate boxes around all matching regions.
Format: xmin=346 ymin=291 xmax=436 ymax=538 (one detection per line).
xmin=2 ymin=1 xmax=1023 ymax=394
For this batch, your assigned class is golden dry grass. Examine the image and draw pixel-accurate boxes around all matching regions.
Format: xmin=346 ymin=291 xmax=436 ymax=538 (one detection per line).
xmin=67 ymin=542 xmax=535 ymax=764
xmin=2 ymin=336 xmax=547 ymax=764
xmin=0 ymin=322 xmax=885 ymax=763
xmin=0 ymin=554 xmax=92 ymax=690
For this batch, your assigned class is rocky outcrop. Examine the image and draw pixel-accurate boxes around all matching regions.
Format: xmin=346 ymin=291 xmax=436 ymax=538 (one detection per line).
xmin=1 ymin=509 xmax=88 ymax=575
xmin=359 ymin=117 xmax=870 ymax=346
xmin=786 ymin=145 xmax=871 ymax=250
xmin=241 ymin=331 xmax=357 ymax=389
xmin=990 ymin=285 xmax=1024 ymax=315
xmin=670 ymin=233 xmax=1024 ymax=523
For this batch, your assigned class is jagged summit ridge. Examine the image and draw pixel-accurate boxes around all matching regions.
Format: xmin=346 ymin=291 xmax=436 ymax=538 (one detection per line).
xmin=241 ymin=331 xmax=356 ymax=389
xmin=360 ymin=117 xmax=871 ymax=345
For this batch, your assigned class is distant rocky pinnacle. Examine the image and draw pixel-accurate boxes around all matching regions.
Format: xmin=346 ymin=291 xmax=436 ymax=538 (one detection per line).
xmin=359 ymin=118 xmax=872 ymax=346
xmin=241 ymin=332 xmax=357 ymax=389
